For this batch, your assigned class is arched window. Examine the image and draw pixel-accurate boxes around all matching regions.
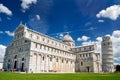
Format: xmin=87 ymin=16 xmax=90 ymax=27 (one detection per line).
xmin=103 ymin=43 xmax=105 ymax=46
xmin=43 ymin=56 xmax=44 ymax=61
xmin=19 ymin=48 xmax=22 ymax=52
xmin=50 ymin=57 xmax=52 ymax=61
xmin=30 ymin=34 xmax=32 ymax=38
xmin=66 ymin=60 xmax=68 ymax=63
xmin=37 ymin=36 xmax=39 ymax=39
xmin=43 ymin=38 xmax=45 ymax=41
xmin=62 ymin=59 xmax=64 ymax=63
xmin=22 ymin=58 xmax=24 ymax=61
xmin=81 ymin=62 xmax=83 ymax=66
xmin=8 ymin=59 xmax=10 ymax=62
xmin=56 ymin=58 xmax=58 ymax=62
xmin=25 ymin=40 xmax=27 ymax=43
xmin=83 ymin=54 xmax=85 ymax=57
xmin=14 ymin=55 xmax=17 ymax=59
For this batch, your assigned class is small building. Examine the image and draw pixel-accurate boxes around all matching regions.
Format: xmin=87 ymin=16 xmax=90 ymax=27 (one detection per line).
xmin=72 ymin=44 xmax=101 ymax=72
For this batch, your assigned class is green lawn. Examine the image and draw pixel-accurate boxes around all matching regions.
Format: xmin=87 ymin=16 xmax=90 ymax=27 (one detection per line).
xmin=0 ymin=72 xmax=120 ymax=80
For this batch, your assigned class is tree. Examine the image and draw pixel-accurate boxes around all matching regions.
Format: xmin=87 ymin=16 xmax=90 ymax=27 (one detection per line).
xmin=116 ymin=65 xmax=120 ymax=72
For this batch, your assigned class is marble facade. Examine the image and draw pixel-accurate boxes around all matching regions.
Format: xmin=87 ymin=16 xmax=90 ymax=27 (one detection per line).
xmin=3 ymin=23 xmax=109 ymax=73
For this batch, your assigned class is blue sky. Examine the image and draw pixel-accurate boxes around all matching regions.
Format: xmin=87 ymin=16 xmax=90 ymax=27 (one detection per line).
xmin=0 ymin=0 xmax=120 ymax=64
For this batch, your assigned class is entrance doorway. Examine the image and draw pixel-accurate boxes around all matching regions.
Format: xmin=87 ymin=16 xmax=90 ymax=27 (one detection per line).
xmin=14 ymin=61 xmax=17 ymax=69
xmin=87 ymin=66 xmax=90 ymax=72
xmin=21 ymin=63 xmax=24 ymax=71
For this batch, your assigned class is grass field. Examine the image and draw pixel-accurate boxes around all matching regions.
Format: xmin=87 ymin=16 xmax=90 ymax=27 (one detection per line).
xmin=0 ymin=72 xmax=120 ymax=80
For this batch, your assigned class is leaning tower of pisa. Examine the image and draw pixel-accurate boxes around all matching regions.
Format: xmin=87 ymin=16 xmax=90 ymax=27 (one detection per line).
xmin=101 ymin=36 xmax=114 ymax=72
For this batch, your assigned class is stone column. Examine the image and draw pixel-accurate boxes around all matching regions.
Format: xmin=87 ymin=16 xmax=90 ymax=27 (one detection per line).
xmin=46 ymin=55 xmax=50 ymax=72
xmin=36 ymin=54 xmax=40 ymax=73
xmin=39 ymin=54 xmax=42 ymax=72
xmin=35 ymin=53 xmax=38 ymax=73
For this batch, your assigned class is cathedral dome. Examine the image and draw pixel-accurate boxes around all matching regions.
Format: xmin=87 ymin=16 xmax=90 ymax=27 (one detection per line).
xmin=62 ymin=32 xmax=74 ymax=42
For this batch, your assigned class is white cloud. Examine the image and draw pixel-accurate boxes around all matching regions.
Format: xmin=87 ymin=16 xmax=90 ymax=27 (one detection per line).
xmin=111 ymin=30 xmax=120 ymax=57
xmin=77 ymin=38 xmax=81 ymax=41
xmin=5 ymin=31 xmax=14 ymax=36
xmin=114 ymin=57 xmax=120 ymax=65
xmin=0 ymin=31 xmax=3 ymax=34
xmin=21 ymin=0 xmax=37 ymax=12
xmin=85 ymin=22 xmax=92 ymax=26
xmin=77 ymin=36 xmax=90 ymax=42
xmin=59 ymin=33 xmax=64 ymax=37
xmin=0 ymin=44 xmax=6 ymax=62
xmin=36 ymin=14 xmax=40 ymax=20
xmin=7 ymin=17 xmax=11 ymax=20
xmin=96 ymin=5 xmax=120 ymax=20
xmin=96 ymin=37 xmax=102 ymax=42
xmin=88 ymin=27 xmax=96 ymax=30
xmin=98 ymin=20 xmax=104 ymax=23
xmin=55 ymin=33 xmax=64 ymax=40
xmin=112 ymin=30 xmax=120 ymax=38
xmin=0 ymin=4 xmax=12 ymax=16
xmin=81 ymin=40 xmax=95 ymax=45
xmin=111 ymin=30 xmax=120 ymax=64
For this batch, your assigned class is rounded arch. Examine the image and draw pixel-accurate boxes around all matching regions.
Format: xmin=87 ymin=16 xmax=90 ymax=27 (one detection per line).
xmin=81 ymin=61 xmax=83 ymax=66
xmin=22 ymin=58 xmax=24 ymax=61
xmin=14 ymin=55 xmax=17 ymax=59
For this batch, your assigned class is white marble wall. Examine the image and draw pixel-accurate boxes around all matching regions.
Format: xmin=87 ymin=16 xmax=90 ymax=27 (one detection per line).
xmin=74 ymin=44 xmax=101 ymax=73
xmin=28 ymin=50 xmax=75 ymax=73
xmin=0 ymin=62 xmax=3 ymax=69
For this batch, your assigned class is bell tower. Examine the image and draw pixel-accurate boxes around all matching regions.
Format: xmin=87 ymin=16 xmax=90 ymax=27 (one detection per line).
xmin=101 ymin=36 xmax=114 ymax=72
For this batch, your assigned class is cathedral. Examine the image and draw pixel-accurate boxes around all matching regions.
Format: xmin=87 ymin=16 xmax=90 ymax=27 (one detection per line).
xmin=3 ymin=23 xmax=114 ymax=73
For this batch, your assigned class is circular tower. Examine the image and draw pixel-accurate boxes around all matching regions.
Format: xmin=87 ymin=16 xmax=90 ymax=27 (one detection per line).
xmin=62 ymin=32 xmax=75 ymax=47
xmin=101 ymin=36 xmax=114 ymax=72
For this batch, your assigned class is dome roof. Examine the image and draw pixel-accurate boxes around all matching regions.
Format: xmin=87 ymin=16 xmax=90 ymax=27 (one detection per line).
xmin=62 ymin=32 xmax=74 ymax=42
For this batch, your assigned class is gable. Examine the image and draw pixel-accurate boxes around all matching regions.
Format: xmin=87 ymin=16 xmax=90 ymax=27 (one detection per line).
xmin=15 ymin=25 xmax=24 ymax=33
